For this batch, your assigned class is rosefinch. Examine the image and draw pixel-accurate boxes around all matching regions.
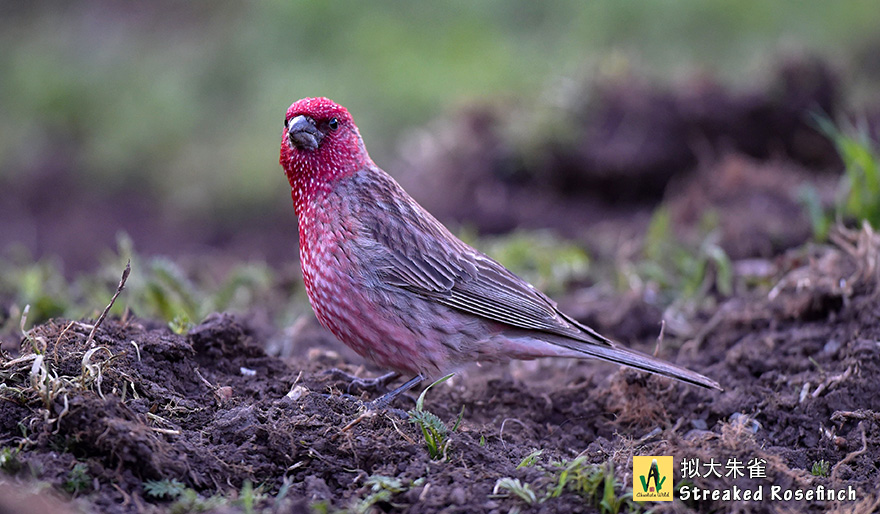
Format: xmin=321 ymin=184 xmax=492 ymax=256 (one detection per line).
xmin=280 ymin=97 xmax=721 ymax=406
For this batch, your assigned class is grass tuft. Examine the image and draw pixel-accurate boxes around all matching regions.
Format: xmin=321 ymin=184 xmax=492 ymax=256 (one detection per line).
xmin=0 ymin=233 xmax=289 ymax=338
xmin=804 ymin=115 xmax=880 ymax=238
xmin=63 ymin=462 xmax=91 ymax=495
xmin=493 ymin=477 xmax=539 ymax=505
xmin=517 ymin=449 xmax=543 ymax=469
xmin=623 ymin=207 xmax=732 ymax=307
xmin=465 ymin=230 xmax=591 ymax=296
xmin=408 ymin=373 xmax=457 ymax=460
xmin=495 ymin=456 xmax=637 ymax=513
xmin=811 ymin=459 xmax=831 ymax=477
xmin=0 ymin=447 xmax=22 ymax=474
xmin=352 ymin=475 xmax=414 ymax=514
xmin=144 ymin=478 xmax=187 ymax=499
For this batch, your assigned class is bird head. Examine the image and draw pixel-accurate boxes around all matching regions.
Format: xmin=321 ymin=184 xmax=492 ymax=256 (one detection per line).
xmin=280 ymin=97 xmax=368 ymax=186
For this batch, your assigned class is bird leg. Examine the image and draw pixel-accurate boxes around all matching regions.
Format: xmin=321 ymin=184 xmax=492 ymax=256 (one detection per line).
xmin=321 ymin=369 xmax=401 ymax=394
xmin=367 ymin=375 xmax=424 ymax=411
xmin=337 ymin=375 xmax=425 ymax=433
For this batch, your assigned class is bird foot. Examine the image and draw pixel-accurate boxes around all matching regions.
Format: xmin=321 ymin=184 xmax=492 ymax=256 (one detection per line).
xmin=334 ymin=396 xmax=411 ymax=434
xmin=320 ymin=392 xmax=412 ymax=418
xmin=323 ymin=372 xmax=425 ymax=434
xmin=364 ymin=375 xmax=424 ymax=410
xmin=321 ymin=368 xmax=401 ymax=394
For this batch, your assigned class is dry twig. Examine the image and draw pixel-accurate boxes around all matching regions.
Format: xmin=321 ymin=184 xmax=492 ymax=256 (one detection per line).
xmin=85 ymin=260 xmax=131 ymax=347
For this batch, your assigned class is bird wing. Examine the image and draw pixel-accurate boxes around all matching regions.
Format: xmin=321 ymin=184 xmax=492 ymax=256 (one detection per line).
xmin=355 ymin=174 xmax=611 ymax=347
xmin=347 ymin=169 xmax=722 ymax=391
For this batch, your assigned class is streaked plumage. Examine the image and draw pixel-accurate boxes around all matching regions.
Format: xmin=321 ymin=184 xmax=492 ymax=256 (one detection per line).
xmin=279 ymin=97 xmax=721 ymax=399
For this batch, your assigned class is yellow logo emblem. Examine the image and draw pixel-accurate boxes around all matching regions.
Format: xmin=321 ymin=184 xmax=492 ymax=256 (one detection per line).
xmin=633 ymin=456 xmax=673 ymax=501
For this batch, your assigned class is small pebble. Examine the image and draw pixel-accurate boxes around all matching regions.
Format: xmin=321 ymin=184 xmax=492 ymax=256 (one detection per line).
xmin=730 ymin=413 xmax=761 ymax=433
xmin=822 ymin=339 xmax=841 ymax=355
xmin=449 ymin=487 xmax=466 ymax=505
xmin=285 ymin=385 xmax=309 ymax=402
xmin=216 ymin=386 xmax=233 ymax=402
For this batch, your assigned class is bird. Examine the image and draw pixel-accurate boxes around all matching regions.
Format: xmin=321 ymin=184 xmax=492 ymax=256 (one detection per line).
xmin=279 ymin=97 xmax=721 ymax=407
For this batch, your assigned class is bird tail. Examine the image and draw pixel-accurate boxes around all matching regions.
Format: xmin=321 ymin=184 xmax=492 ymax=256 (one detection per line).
xmin=544 ymin=335 xmax=722 ymax=390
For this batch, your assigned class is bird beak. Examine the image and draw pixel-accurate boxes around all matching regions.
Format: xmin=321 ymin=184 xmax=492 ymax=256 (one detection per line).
xmin=287 ymin=115 xmax=323 ymax=151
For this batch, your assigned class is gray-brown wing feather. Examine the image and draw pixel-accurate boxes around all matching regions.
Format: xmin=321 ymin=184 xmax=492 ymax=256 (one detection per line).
xmin=347 ymin=168 xmax=722 ymax=390
xmin=354 ymin=171 xmax=611 ymax=347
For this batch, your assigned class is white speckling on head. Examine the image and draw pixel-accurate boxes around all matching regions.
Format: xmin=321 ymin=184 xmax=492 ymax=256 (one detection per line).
xmin=279 ymin=97 xmax=373 ymax=218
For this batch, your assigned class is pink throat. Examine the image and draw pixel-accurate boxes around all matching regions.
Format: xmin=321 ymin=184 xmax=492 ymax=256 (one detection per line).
xmin=282 ymin=142 xmax=368 ymax=217
xmin=288 ymin=161 xmax=331 ymax=218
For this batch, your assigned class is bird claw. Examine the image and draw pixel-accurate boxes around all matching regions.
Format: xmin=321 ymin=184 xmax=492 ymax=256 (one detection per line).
xmin=364 ymin=396 xmax=411 ymax=414
xmin=321 ymin=368 xmax=401 ymax=394
xmin=334 ymin=395 xmax=411 ymax=434
xmin=365 ymin=403 xmax=410 ymax=419
xmin=322 ymin=371 xmax=424 ymax=428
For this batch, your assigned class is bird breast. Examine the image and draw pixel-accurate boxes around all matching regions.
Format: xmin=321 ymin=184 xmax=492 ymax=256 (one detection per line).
xmin=297 ymin=187 xmax=444 ymax=374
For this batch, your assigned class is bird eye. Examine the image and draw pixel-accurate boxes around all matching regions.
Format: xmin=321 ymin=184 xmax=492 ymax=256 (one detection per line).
xmin=328 ymin=117 xmax=339 ymax=131
xmin=283 ymin=116 xmax=289 ymax=128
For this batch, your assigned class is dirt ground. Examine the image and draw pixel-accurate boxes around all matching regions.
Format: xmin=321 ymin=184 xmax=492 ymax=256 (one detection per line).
xmin=3 ymin=225 xmax=880 ymax=514
xmin=2 ymin=59 xmax=880 ymax=513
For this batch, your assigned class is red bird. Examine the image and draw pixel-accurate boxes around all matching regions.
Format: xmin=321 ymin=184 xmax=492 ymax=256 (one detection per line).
xmin=279 ymin=97 xmax=721 ymax=406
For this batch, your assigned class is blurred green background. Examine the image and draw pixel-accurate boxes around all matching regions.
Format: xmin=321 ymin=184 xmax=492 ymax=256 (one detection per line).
xmin=2 ymin=0 xmax=880 ymax=268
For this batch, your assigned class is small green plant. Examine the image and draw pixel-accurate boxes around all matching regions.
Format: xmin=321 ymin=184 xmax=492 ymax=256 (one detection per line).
xmin=0 ymin=251 xmax=71 ymax=330
xmin=495 ymin=456 xmax=637 ymax=513
xmin=169 ymin=489 xmax=226 ymax=514
xmin=63 ymin=462 xmax=91 ymax=495
xmin=629 ymin=207 xmax=732 ymax=305
xmin=548 ymin=455 xmax=598 ymax=499
xmin=798 ymin=185 xmax=832 ymax=241
xmin=353 ymin=475 xmax=410 ymax=514
xmin=547 ymin=458 xmax=633 ymax=514
xmin=517 ymin=449 xmax=543 ymax=469
xmin=273 ymin=478 xmax=294 ymax=512
xmin=145 ymin=482 xmax=262 ymax=514
xmin=142 ymin=255 xmax=276 ymax=331
xmin=233 ymin=480 xmax=269 ymax=514
xmin=493 ymin=477 xmax=539 ymax=505
xmin=408 ymin=373 xmax=456 ymax=460
xmin=465 ymin=229 xmax=591 ymax=296
xmin=1 ymin=233 xmax=286 ymax=338
xmin=168 ymin=313 xmax=194 ymax=335
xmin=144 ymin=478 xmax=187 ymax=499
xmin=0 ymin=447 xmax=22 ymax=474
xmin=814 ymin=116 xmax=880 ymax=229
xmin=238 ymin=480 xmax=256 ymax=514
xmin=309 ymin=500 xmax=333 ymax=514
xmin=811 ymin=459 xmax=831 ymax=477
